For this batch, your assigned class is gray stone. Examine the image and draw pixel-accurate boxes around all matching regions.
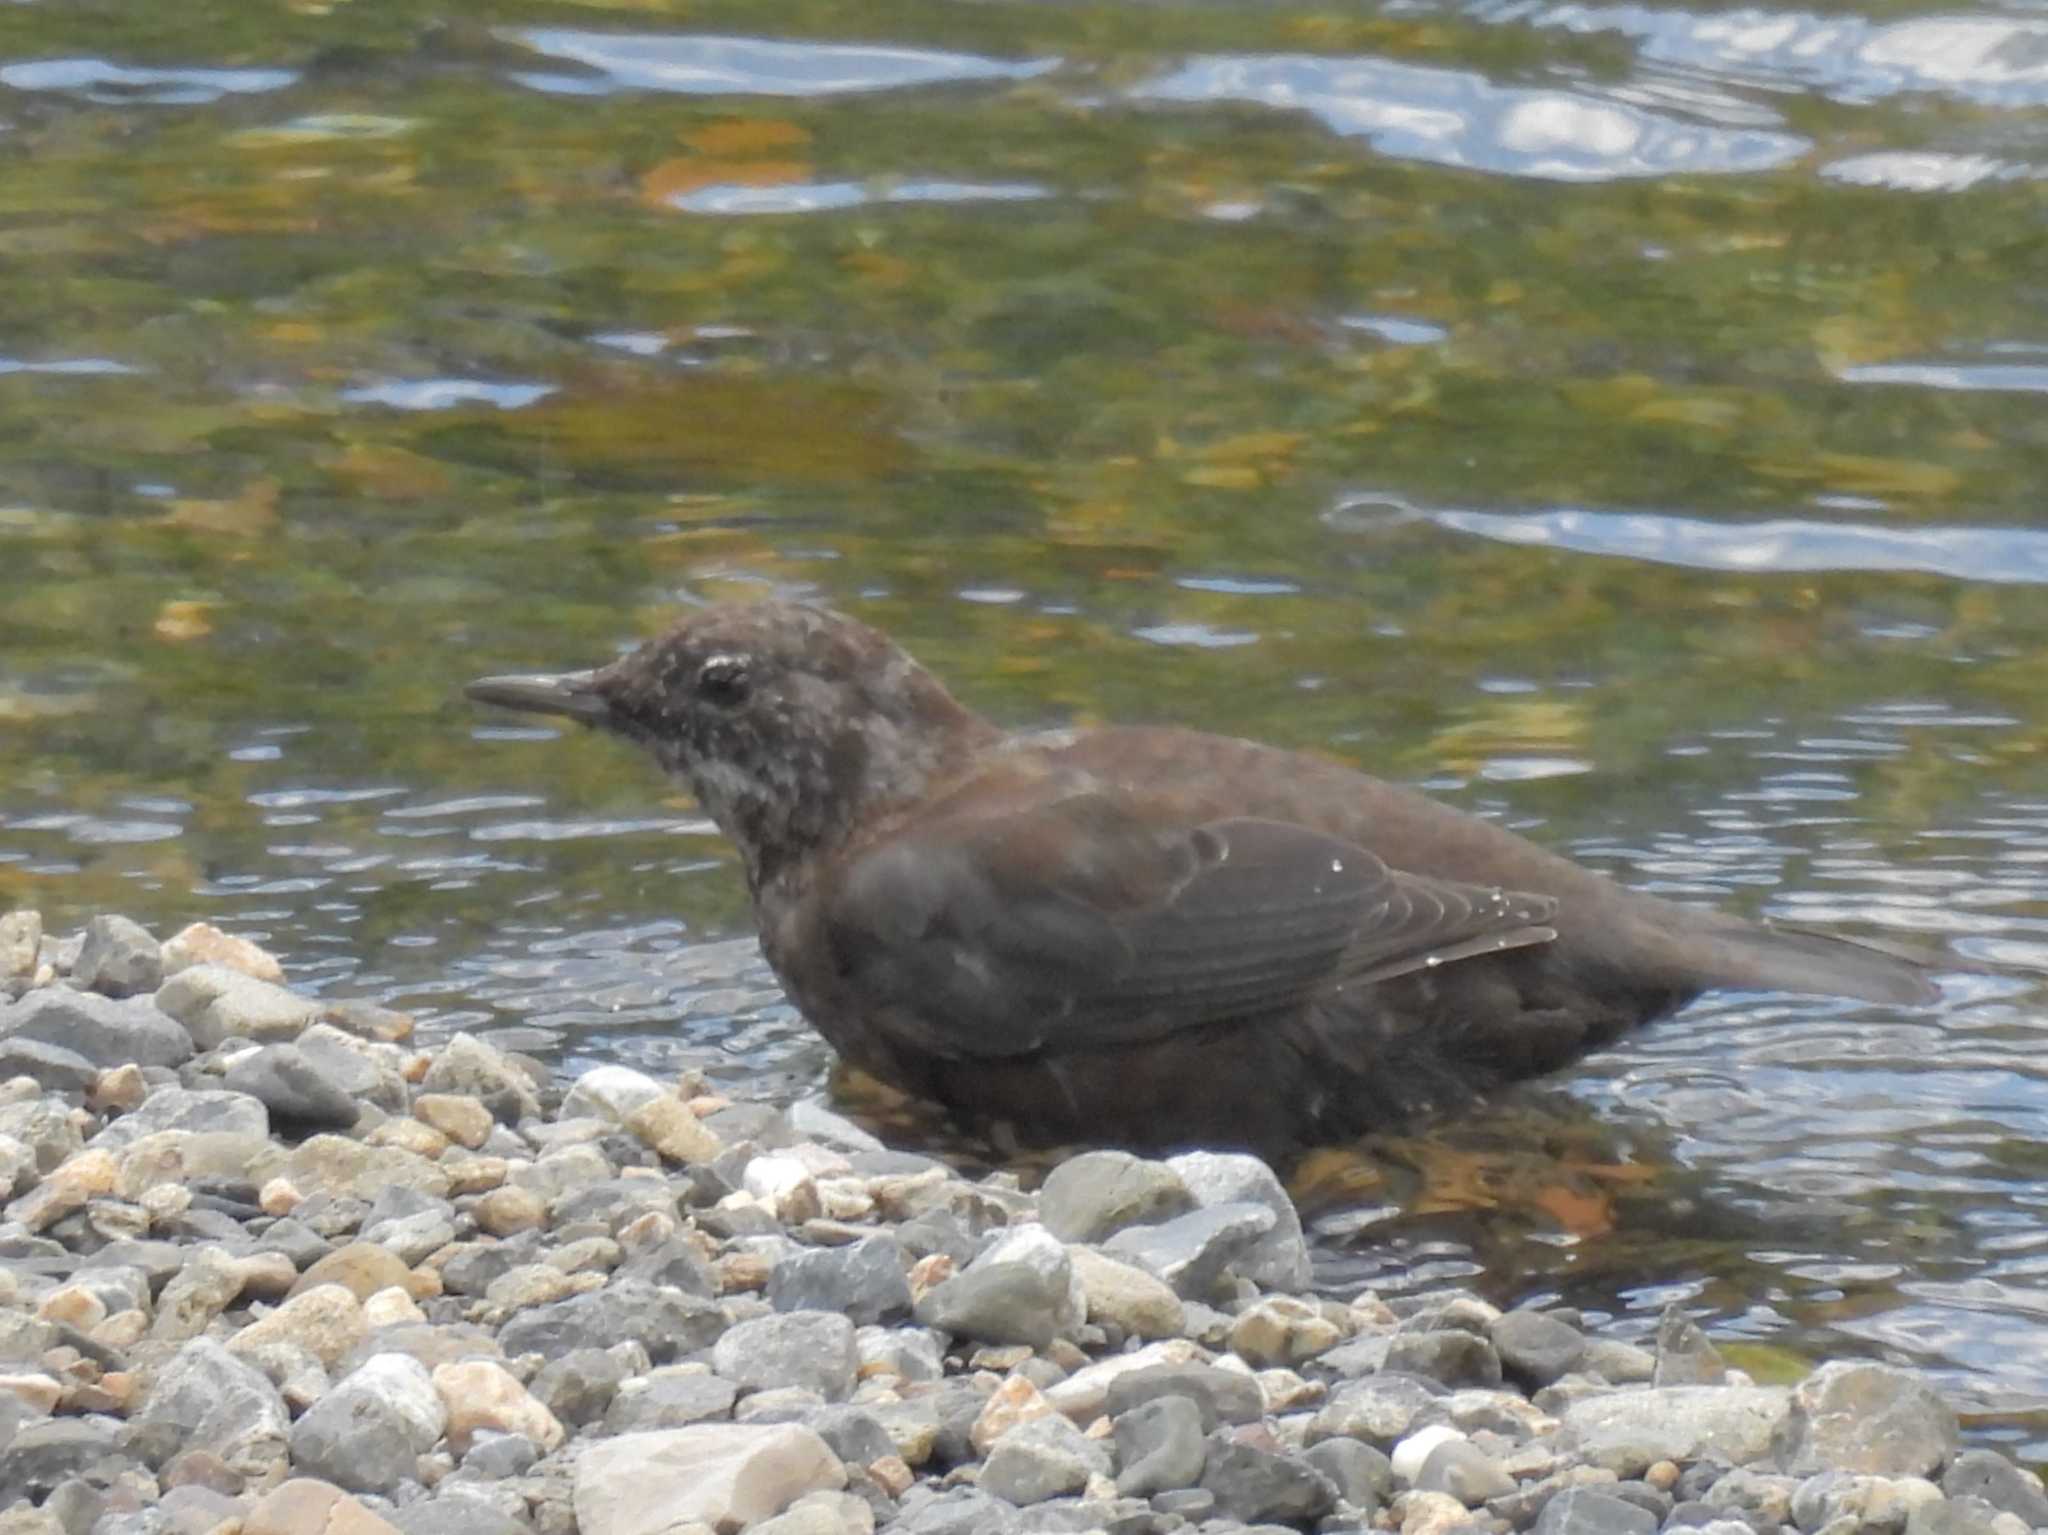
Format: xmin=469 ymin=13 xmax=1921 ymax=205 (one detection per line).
xmin=0 ymin=1419 xmax=122 ymax=1507
xmin=713 ymin=1311 xmax=858 ymax=1402
xmin=1038 ymin=1151 xmax=1195 ymax=1243
xmin=1535 ymin=1487 xmax=1660 ymax=1535
xmin=1384 ymin=1330 xmax=1502 ymax=1389
xmin=1415 ymin=1439 xmax=1515 ymax=1506
xmin=462 ymin=1433 xmax=539 ymax=1479
xmin=800 ymin=1406 xmax=895 ymax=1469
xmin=604 ymin=1367 xmax=738 ymax=1432
xmin=1307 ymin=1376 xmax=1446 ymax=1450
xmin=768 ymin=1234 xmax=911 ymax=1325
xmin=0 ymin=1097 xmax=84 ymax=1170
xmin=288 ymin=1352 xmax=446 ymax=1494
xmin=980 ymin=1415 xmax=1111 ymax=1506
xmin=1302 ymin=1438 xmax=1392 ymax=1511
xmin=1578 ymin=1339 xmax=1656 ymax=1385
xmin=1703 ymin=1467 xmax=1796 ymax=1524
xmin=154 ymin=965 xmax=316 ymax=1050
xmin=1103 ymin=1362 xmax=1266 ymax=1431
xmin=222 ymin=1044 xmax=360 ymax=1131
xmin=418 ymin=1033 xmax=540 ymax=1124
xmin=1199 ymin=1432 xmax=1337 ymax=1525
xmin=616 ymin=1234 xmax=717 ymax=1295
xmin=1790 ymin=1471 xmax=1945 ymax=1534
xmin=0 ymin=1036 xmax=95 ymax=1092
xmin=1164 ymin=1150 xmax=1311 ymax=1290
xmin=391 ymin=1499 xmax=527 ymax=1535
xmin=0 ymin=989 xmax=191 ymax=1069
xmin=531 ymin=1348 xmax=633 ymax=1428
xmin=1907 ymin=1496 xmax=2009 ymax=1535
xmin=291 ymin=1025 xmax=410 ymax=1115
xmin=135 ymin=1338 xmax=290 ymax=1483
xmin=73 ymin=916 xmax=162 ymax=998
xmin=1114 ymin=1395 xmax=1207 ymax=1497
xmin=1102 ymin=1202 xmax=1276 ymax=1300
xmin=1775 ymin=1363 xmax=1959 ymax=1479
xmin=892 ymin=1488 xmax=1021 ymax=1535
xmin=1943 ymin=1450 xmax=2048 ymax=1526
xmin=89 ymin=1088 xmax=268 ymax=1151
xmin=1560 ymin=1386 xmax=1792 ymax=1477
xmin=1489 ymin=1310 xmax=1586 ymax=1389
xmin=1653 ymin=1305 xmax=1726 ymax=1387
xmin=497 ymin=1280 xmax=727 ymax=1364
xmin=915 ymin=1227 xmax=1082 ymax=1349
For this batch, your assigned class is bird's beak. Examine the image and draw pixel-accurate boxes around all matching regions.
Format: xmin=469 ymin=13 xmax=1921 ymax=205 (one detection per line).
xmin=464 ymin=669 xmax=612 ymax=727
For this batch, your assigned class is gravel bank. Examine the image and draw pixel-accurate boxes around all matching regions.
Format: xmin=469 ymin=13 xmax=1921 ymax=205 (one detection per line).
xmin=0 ymin=910 xmax=2037 ymax=1535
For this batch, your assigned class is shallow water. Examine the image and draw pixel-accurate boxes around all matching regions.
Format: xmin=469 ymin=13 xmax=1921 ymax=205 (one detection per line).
xmin=3 ymin=0 xmax=2047 ymax=1450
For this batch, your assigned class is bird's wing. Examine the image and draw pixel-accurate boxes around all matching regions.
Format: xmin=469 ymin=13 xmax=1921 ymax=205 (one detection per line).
xmin=821 ymin=791 xmax=1560 ymax=1059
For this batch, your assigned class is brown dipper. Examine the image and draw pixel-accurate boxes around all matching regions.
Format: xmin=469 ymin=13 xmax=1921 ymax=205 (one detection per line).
xmin=466 ymin=600 xmax=1943 ymax=1155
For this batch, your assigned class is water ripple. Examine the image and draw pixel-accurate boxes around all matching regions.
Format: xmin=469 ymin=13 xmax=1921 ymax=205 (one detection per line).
xmin=507 ymin=31 xmax=1057 ymax=99
xmin=1131 ymin=53 xmax=1807 ymax=181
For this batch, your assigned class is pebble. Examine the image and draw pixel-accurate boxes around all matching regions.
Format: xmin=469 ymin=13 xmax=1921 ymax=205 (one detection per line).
xmin=0 ymin=907 xmax=2033 ymax=1535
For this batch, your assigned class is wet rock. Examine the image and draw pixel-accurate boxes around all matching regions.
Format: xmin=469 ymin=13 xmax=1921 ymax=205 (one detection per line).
xmin=1113 ymin=1395 xmax=1207 ymax=1496
xmin=289 ymin=1353 xmax=447 ymax=1494
xmin=768 ymin=1234 xmax=911 ymax=1325
xmin=73 ymin=916 xmax=163 ymax=999
xmin=224 ymin=1044 xmax=362 ymax=1132
xmin=573 ymin=1424 xmax=846 ymax=1535
xmin=1102 ymin=1202 xmax=1276 ymax=1301
xmin=1653 ymin=1306 xmax=1727 ymax=1388
xmin=1775 ymin=1362 xmax=1960 ymax=1479
xmin=1490 ymin=1311 xmax=1587 ymax=1389
xmin=712 ymin=1311 xmax=858 ymax=1402
xmin=1165 ymin=1151 xmax=1312 ymax=1290
xmin=1 ymin=990 xmax=191 ymax=1069
xmin=980 ymin=1415 xmax=1111 ymax=1505
xmin=1038 ymin=1152 xmax=1194 ymax=1243
xmin=1384 ymin=1329 xmax=1502 ymax=1389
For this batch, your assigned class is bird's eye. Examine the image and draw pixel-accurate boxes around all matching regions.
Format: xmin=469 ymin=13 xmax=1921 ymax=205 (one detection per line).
xmin=695 ymin=655 xmax=751 ymax=708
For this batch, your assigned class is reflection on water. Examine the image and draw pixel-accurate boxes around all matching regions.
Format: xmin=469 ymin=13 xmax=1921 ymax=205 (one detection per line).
xmin=3 ymin=0 xmax=2048 ymax=1455
xmin=1133 ymin=53 xmax=1806 ymax=181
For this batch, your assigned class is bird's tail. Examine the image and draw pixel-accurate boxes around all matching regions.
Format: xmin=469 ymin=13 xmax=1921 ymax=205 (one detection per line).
xmin=1677 ymin=919 xmax=1944 ymax=1006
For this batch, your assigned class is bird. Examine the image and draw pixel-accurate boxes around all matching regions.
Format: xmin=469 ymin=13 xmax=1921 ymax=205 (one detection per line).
xmin=465 ymin=599 xmax=1947 ymax=1157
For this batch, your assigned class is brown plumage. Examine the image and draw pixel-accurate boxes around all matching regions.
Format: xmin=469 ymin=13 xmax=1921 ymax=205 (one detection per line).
xmin=466 ymin=600 xmax=1945 ymax=1156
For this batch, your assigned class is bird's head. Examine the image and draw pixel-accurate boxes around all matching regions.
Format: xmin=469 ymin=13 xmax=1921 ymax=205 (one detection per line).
xmin=466 ymin=600 xmax=993 ymax=888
